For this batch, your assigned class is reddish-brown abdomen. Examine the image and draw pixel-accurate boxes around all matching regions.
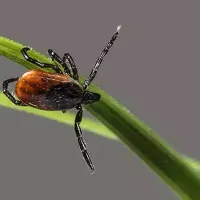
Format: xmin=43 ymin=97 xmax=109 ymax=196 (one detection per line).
xmin=15 ymin=70 xmax=72 ymax=110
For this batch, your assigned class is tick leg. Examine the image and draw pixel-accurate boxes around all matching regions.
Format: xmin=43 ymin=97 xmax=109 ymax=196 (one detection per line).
xmin=74 ymin=105 xmax=95 ymax=172
xmin=63 ymin=53 xmax=79 ymax=81
xmin=83 ymin=25 xmax=121 ymax=90
xmin=21 ymin=47 xmax=63 ymax=74
xmin=3 ymin=78 xmax=27 ymax=106
xmin=47 ymin=49 xmax=72 ymax=76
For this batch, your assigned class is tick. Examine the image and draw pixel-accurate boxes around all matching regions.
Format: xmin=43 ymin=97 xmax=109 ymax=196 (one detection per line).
xmin=3 ymin=25 xmax=121 ymax=172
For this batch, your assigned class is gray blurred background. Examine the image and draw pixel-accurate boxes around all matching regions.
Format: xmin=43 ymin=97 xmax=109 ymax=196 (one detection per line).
xmin=0 ymin=1 xmax=199 ymax=199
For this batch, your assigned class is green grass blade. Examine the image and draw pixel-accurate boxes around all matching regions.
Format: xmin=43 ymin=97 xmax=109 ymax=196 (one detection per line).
xmin=1 ymin=35 xmax=200 ymax=199
xmin=1 ymin=91 xmax=200 ymax=180
xmin=0 ymin=92 xmax=117 ymax=140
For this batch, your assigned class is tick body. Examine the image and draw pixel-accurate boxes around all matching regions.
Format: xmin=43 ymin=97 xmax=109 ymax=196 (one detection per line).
xmin=15 ymin=70 xmax=84 ymax=110
xmin=3 ymin=25 xmax=121 ymax=172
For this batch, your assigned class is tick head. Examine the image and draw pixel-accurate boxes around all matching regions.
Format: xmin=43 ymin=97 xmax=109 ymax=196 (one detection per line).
xmin=82 ymin=91 xmax=101 ymax=105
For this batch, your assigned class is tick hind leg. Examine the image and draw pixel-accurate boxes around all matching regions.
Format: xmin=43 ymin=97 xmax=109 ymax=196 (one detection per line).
xmin=47 ymin=49 xmax=72 ymax=77
xmin=63 ymin=53 xmax=79 ymax=81
xmin=3 ymin=78 xmax=27 ymax=106
xmin=21 ymin=47 xmax=63 ymax=74
xmin=74 ymin=105 xmax=95 ymax=172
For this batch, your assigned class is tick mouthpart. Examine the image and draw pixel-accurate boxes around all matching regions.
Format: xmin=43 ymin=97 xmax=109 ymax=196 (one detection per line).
xmin=82 ymin=91 xmax=101 ymax=105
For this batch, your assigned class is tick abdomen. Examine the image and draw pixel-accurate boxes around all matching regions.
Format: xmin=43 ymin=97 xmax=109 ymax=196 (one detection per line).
xmin=15 ymin=70 xmax=83 ymax=110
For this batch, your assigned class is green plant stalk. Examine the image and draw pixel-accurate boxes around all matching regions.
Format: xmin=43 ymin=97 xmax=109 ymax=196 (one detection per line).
xmin=1 ymin=91 xmax=200 ymax=178
xmin=1 ymin=35 xmax=200 ymax=199
xmin=0 ymin=92 xmax=117 ymax=140
xmin=0 ymin=91 xmax=199 ymax=169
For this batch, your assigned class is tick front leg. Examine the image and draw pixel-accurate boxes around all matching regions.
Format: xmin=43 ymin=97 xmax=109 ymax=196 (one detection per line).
xmin=83 ymin=25 xmax=121 ymax=90
xmin=21 ymin=47 xmax=63 ymax=74
xmin=74 ymin=105 xmax=95 ymax=172
xmin=3 ymin=78 xmax=27 ymax=106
